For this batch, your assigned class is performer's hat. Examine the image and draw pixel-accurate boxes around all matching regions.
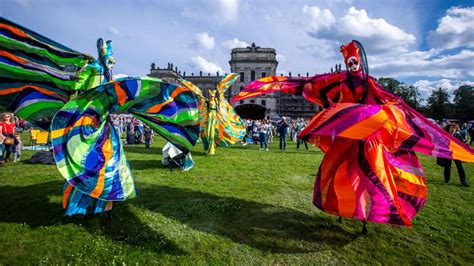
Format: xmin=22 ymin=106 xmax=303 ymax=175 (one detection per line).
xmin=340 ymin=40 xmax=360 ymax=65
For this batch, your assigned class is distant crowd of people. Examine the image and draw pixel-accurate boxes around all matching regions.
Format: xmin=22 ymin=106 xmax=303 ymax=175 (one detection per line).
xmin=437 ymin=120 xmax=474 ymax=146
xmin=242 ymin=117 xmax=311 ymax=151
xmin=110 ymin=114 xmax=154 ymax=148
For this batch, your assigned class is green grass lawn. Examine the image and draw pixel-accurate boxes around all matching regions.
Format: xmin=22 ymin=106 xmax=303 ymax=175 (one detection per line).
xmin=0 ymin=137 xmax=473 ymax=264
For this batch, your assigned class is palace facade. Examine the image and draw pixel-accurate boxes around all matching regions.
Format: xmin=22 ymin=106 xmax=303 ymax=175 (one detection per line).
xmin=148 ymin=43 xmax=321 ymax=120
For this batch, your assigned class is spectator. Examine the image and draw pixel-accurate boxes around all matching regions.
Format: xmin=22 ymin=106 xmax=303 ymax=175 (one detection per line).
xmin=0 ymin=113 xmax=17 ymax=165
xmin=13 ymin=133 xmax=23 ymax=162
xmin=135 ymin=120 xmax=144 ymax=144
xmin=443 ymin=123 xmax=469 ymax=187
xmin=144 ymin=126 xmax=153 ymax=149
xmin=296 ymin=118 xmax=309 ymax=150
xmin=252 ymin=120 xmax=259 ymax=143
xmin=468 ymin=123 xmax=474 ymax=146
xmin=460 ymin=123 xmax=468 ymax=142
xmin=277 ymin=117 xmax=289 ymax=150
xmin=258 ymin=119 xmax=269 ymax=151
xmin=267 ymin=121 xmax=274 ymax=143
xmin=125 ymin=118 xmax=135 ymax=144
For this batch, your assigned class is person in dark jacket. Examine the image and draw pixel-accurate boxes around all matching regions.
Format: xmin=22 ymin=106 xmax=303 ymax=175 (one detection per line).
xmin=277 ymin=117 xmax=289 ymax=150
xmin=444 ymin=123 xmax=469 ymax=187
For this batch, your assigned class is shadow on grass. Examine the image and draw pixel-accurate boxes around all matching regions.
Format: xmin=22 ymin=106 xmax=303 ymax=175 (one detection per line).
xmin=137 ymin=184 xmax=357 ymax=253
xmin=128 ymin=160 xmax=169 ymax=170
xmin=0 ymin=180 xmax=357 ymax=255
xmin=124 ymin=145 xmax=162 ymax=155
xmin=0 ymin=181 xmax=183 ymax=255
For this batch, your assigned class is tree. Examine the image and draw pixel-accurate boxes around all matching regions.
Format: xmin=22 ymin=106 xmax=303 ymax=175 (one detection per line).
xmin=426 ymin=87 xmax=451 ymax=120
xmin=377 ymin=77 xmax=400 ymax=94
xmin=453 ymin=85 xmax=474 ymax=122
xmin=377 ymin=78 xmax=421 ymax=110
xmin=397 ymin=84 xmax=421 ymax=110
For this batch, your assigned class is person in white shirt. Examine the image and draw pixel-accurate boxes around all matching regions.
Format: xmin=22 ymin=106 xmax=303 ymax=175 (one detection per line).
xmin=258 ymin=119 xmax=269 ymax=151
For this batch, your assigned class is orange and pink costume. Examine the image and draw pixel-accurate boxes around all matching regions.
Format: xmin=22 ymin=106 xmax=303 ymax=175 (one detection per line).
xmin=234 ymin=40 xmax=474 ymax=226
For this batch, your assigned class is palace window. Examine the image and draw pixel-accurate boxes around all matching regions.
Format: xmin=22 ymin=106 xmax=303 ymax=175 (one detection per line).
xmin=250 ymin=99 xmax=255 ymax=103
xmin=261 ymin=100 xmax=266 ymax=106
xmin=261 ymin=72 xmax=266 ymax=78
xmin=240 ymin=86 xmax=244 ymax=92
xmin=240 ymin=72 xmax=245 ymax=82
xmin=251 ymin=70 xmax=255 ymax=81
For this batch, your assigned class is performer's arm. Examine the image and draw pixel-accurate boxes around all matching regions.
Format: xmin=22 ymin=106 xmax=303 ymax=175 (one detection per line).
xmin=233 ymin=72 xmax=345 ymax=108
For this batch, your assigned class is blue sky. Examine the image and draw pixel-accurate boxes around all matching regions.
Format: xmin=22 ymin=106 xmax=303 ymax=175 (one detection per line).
xmin=1 ymin=0 xmax=473 ymax=99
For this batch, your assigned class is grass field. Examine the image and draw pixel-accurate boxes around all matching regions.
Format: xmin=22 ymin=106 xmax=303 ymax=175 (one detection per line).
xmin=0 ymin=137 xmax=473 ymax=264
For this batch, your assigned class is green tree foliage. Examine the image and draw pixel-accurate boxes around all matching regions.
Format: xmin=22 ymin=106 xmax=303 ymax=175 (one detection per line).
xmin=453 ymin=85 xmax=474 ymax=122
xmin=377 ymin=77 xmax=421 ymax=110
xmin=377 ymin=77 xmax=400 ymax=94
xmin=397 ymin=84 xmax=421 ymax=109
xmin=426 ymin=87 xmax=452 ymax=120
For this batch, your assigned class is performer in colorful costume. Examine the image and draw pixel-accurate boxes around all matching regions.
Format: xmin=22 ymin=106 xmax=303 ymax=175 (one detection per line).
xmin=180 ymin=73 xmax=246 ymax=155
xmin=234 ymin=40 xmax=474 ymax=228
xmin=0 ymin=18 xmax=199 ymax=216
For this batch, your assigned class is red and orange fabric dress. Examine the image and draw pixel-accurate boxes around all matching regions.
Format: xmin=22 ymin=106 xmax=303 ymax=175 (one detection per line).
xmin=233 ymin=41 xmax=474 ymax=226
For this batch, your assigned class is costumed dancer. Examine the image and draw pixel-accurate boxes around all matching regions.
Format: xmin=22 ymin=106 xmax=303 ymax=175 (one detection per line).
xmin=0 ymin=17 xmax=200 ymax=217
xmin=233 ymin=40 xmax=474 ymax=232
xmin=180 ymin=73 xmax=246 ymax=155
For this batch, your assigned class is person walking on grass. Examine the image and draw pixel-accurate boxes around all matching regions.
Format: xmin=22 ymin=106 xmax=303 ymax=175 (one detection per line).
xmin=443 ymin=123 xmax=470 ymax=187
xmin=277 ymin=117 xmax=289 ymax=150
xmin=144 ymin=126 xmax=153 ymax=149
xmin=296 ymin=118 xmax=309 ymax=150
xmin=258 ymin=119 xmax=269 ymax=151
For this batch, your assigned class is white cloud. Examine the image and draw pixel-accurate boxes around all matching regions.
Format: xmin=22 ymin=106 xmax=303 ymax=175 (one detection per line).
xmin=276 ymin=54 xmax=287 ymax=62
xmin=217 ymin=0 xmax=239 ymax=23
xmin=108 ymin=26 xmax=122 ymax=36
xmin=372 ymin=49 xmax=474 ymax=79
xmin=302 ymin=5 xmax=335 ymax=32
xmin=222 ymin=38 xmax=249 ymax=49
xmin=194 ymin=32 xmax=215 ymax=50
xmin=413 ymin=79 xmax=474 ymax=99
xmin=190 ymin=56 xmax=224 ymax=74
xmin=113 ymin=73 xmax=129 ymax=80
xmin=428 ymin=7 xmax=474 ymax=49
xmin=306 ymin=6 xmax=416 ymax=54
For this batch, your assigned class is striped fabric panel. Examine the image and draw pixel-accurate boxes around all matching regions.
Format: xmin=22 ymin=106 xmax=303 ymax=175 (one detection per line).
xmin=179 ymin=78 xmax=204 ymax=99
xmin=51 ymin=77 xmax=199 ymax=201
xmin=215 ymin=73 xmax=246 ymax=146
xmin=0 ymin=17 xmax=98 ymax=129
xmin=300 ymin=103 xmax=474 ymax=162
xmin=217 ymin=73 xmax=239 ymax=93
xmin=312 ymin=138 xmax=425 ymax=226
xmin=215 ymin=100 xmax=246 ymax=147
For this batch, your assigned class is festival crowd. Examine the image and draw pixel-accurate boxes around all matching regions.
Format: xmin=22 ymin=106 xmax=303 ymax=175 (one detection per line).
xmin=110 ymin=114 xmax=154 ymax=148
xmin=241 ymin=117 xmax=311 ymax=151
xmin=2 ymin=112 xmax=474 ymax=176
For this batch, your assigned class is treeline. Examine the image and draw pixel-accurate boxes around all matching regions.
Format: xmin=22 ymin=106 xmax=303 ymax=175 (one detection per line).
xmin=377 ymin=77 xmax=474 ymax=122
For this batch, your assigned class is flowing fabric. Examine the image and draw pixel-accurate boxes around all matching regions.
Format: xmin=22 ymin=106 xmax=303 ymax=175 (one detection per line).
xmin=234 ymin=72 xmax=474 ymax=226
xmin=52 ymin=77 xmax=199 ymax=205
xmin=180 ymin=73 xmax=245 ymax=155
xmin=0 ymin=17 xmax=102 ymax=130
xmin=0 ymin=18 xmax=200 ymax=215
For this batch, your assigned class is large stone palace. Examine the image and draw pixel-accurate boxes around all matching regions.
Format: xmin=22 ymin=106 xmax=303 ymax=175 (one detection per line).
xmin=148 ymin=43 xmax=323 ymax=120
